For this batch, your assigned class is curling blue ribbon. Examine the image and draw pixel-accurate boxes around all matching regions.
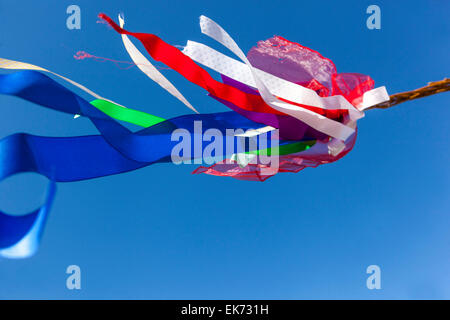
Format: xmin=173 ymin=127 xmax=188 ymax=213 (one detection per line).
xmin=0 ymin=70 xmax=290 ymax=258
xmin=0 ymin=180 xmax=55 ymax=259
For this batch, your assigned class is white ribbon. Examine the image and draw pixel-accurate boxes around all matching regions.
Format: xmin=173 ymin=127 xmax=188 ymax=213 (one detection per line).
xmin=183 ymin=38 xmax=389 ymax=115
xmin=183 ymin=40 xmax=364 ymax=120
xmin=193 ymin=16 xmax=357 ymax=142
xmin=118 ymin=15 xmax=198 ymax=113
xmin=234 ymin=125 xmax=275 ymax=137
xmin=360 ymin=86 xmax=389 ymax=110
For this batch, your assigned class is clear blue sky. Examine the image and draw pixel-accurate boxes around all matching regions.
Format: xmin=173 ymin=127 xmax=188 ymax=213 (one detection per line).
xmin=0 ymin=0 xmax=448 ymax=299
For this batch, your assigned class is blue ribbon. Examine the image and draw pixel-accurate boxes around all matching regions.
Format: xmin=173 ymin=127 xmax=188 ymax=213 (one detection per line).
xmin=0 ymin=70 xmax=294 ymax=258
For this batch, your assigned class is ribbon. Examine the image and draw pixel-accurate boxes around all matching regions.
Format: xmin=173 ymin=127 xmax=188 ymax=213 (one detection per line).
xmin=0 ymin=57 xmax=126 ymax=108
xmin=0 ymin=71 xmax=299 ymax=258
xmin=214 ymin=75 xmax=331 ymax=141
xmin=183 ymin=41 xmax=389 ymax=114
xmin=196 ymin=16 xmax=356 ymax=142
xmin=194 ymin=129 xmax=357 ymax=181
xmin=90 ymin=99 xmax=166 ymax=127
xmin=0 ymin=13 xmax=385 ymax=257
xmin=182 ymin=40 xmax=362 ymax=119
xmin=0 ymin=180 xmax=56 ymax=259
xmin=117 ymin=15 xmax=198 ymax=113
xmin=98 ymin=14 xmax=350 ymax=126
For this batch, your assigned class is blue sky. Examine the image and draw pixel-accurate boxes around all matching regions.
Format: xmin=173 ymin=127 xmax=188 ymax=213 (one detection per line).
xmin=0 ymin=0 xmax=449 ymax=299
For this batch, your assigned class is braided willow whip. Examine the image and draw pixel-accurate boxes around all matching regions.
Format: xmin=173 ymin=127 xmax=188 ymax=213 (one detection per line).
xmin=368 ymin=78 xmax=450 ymax=110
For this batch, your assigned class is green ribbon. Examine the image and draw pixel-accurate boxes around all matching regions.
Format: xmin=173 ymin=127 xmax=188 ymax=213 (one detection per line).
xmin=89 ymin=99 xmax=316 ymax=156
xmin=90 ymin=99 xmax=166 ymax=127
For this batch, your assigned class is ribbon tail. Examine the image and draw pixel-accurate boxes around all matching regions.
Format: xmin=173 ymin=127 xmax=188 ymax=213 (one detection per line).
xmin=0 ymin=181 xmax=56 ymax=259
xmin=118 ymin=14 xmax=198 ymax=113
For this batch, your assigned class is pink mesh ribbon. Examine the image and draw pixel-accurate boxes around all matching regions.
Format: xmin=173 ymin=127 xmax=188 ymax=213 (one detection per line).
xmin=192 ymin=129 xmax=357 ymax=181
xmin=248 ymin=36 xmax=374 ymax=105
